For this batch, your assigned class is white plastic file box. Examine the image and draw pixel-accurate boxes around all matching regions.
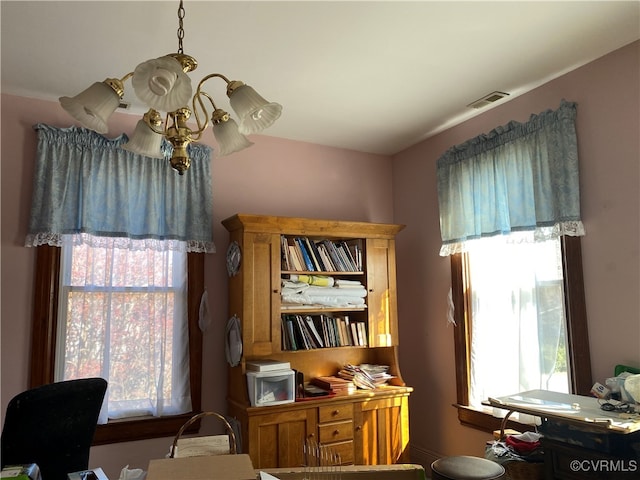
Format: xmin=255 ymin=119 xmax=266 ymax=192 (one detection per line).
xmin=246 ymin=369 xmax=295 ymax=407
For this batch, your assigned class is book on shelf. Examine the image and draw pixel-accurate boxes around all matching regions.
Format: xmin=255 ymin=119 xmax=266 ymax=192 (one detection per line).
xmin=280 ymin=235 xmax=290 ymax=270
xmin=325 ymin=315 xmax=340 ymax=347
xmin=314 ymin=242 xmax=336 ymax=272
xmin=305 ymin=238 xmax=328 ymax=271
xmin=281 ymin=315 xmax=298 ymax=350
xmin=281 ymin=321 xmax=290 ymax=350
xmin=288 ymin=245 xmax=304 ymax=271
xmin=349 ymin=321 xmax=359 ymax=347
xmin=280 ymin=314 xmax=368 ymax=351
xmin=337 ymin=316 xmax=350 ymax=346
xmin=295 ymin=237 xmax=316 ymax=271
xmin=357 ymin=322 xmax=367 ymax=346
xmin=295 ymin=315 xmax=313 ymax=350
xmin=280 ymin=236 xmax=364 ymax=273
xmin=281 ymin=314 xmax=315 ymax=350
xmin=302 ymin=315 xmax=321 ymax=349
xmin=336 ymin=241 xmax=354 ymax=272
xmin=318 ymin=239 xmax=345 ymax=271
xmin=346 ymin=239 xmax=363 ymax=271
xmin=304 ymin=315 xmax=324 ymax=348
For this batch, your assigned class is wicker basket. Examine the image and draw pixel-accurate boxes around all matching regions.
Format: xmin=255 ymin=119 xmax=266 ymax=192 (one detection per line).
xmin=499 ymin=410 xmax=545 ymax=480
xmin=503 ymin=460 xmax=545 ymax=480
xmin=169 ymin=411 xmax=237 ymax=458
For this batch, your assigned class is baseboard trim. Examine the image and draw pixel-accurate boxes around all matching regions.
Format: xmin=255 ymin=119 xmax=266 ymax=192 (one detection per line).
xmin=409 ymin=444 xmax=441 ymax=473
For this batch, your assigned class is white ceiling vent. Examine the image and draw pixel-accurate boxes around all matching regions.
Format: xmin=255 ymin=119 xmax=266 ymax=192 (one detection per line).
xmin=467 ymin=91 xmax=510 ymax=109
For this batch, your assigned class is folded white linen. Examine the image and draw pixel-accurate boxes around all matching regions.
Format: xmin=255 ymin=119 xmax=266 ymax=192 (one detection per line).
xmin=281 ymin=286 xmax=366 ymax=298
xmin=282 ymin=281 xmax=366 ymax=297
xmin=281 ymin=293 xmax=366 ymax=307
xmin=303 ymin=286 xmax=366 ymax=297
xmin=282 ymin=280 xmax=310 ymax=291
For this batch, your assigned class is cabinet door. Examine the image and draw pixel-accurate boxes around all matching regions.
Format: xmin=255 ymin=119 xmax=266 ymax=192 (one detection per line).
xmin=247 ymin=407 xmax=317 ymax=469
xmin=365 ymin=238 xmax=399 ymax=347
xmin=238 ymin=232 xmax=281 ymax=357
xmin=353 ymin=394 xmax=410 ymax=465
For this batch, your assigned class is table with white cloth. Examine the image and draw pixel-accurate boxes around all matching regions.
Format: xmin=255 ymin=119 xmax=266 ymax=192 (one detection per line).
xmin=486 ymin=390 xmax=640 ymax=479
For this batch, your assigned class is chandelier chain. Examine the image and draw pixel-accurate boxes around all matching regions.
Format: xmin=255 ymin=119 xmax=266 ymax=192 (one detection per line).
xmin=177 ymin=0 xmax=185 ymax=54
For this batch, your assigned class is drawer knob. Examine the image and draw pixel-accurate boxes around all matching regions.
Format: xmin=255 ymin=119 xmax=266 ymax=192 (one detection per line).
xmin=333 ymin=410 xmax=339 ymax=416
xmin=333 ymin=430 xmax=340 ymax=435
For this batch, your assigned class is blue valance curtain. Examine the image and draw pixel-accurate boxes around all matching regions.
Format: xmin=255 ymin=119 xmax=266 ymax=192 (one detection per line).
xmin=25 ymin=124 xmax=215 ymax=253
xmin=436 ymin=100 xmax=584 ymax=256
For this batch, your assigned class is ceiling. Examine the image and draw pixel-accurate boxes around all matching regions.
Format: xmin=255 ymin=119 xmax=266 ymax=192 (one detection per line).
xmin=2 ymin=1 xmax=639 ymax=155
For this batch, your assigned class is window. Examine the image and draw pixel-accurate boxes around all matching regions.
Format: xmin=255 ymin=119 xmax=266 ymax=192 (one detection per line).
xmin=30 ymin=245 xmax=204 ymax=444
xmin=56 ymin=236 xmax=192 ymax=421
xmin=434 ymin=101 xmax=593 ymax=432
xmin=25 ymin=125 xmax=213 ymax=443
xmin=451 ymin=235 xmax=592 ymax=431
xmin=466 ymin=235 xmax=569 ymax=407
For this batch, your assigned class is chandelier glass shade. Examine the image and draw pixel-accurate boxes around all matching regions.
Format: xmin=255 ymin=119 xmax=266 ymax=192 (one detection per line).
xmin=228 ymin=83 xmax=284 ymax=135
xmin=60 ymin=81 xmax=123 ymax=135
xmin=122 ymin=110 xmax=165 ymax=159
xmin=59 ymin=1 xmax=282 ymax=174
xmin=210 ymin=109 xmax=254 ymax=156
xmin=131 ymin=55 xmax=193 ymax=112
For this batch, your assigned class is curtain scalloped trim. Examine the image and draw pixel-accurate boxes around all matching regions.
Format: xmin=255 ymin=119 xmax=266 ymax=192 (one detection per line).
xmin=439 ymin=221 xmax=585 ymax=257
xmin=26 ymin=232 xmax=215 ymax=254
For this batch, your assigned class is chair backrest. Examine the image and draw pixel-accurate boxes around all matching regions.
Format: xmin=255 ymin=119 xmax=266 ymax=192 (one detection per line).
xmin=1 ymin=378 xmax=107 ymax=480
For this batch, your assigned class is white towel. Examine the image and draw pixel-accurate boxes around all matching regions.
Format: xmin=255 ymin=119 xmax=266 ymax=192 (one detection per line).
xmin=335 ymin=279 xmax=363 ymax=287
xmin=281 ymin=293 xmax=366 ymax=307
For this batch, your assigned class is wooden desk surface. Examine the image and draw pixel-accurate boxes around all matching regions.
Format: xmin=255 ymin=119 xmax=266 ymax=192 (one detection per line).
xmin=486 ymin=389 xmax=640 ymax=434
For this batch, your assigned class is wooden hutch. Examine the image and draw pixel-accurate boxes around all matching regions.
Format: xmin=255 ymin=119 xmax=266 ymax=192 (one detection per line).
xmin=222 ymin=214 xmax=412 ymax=469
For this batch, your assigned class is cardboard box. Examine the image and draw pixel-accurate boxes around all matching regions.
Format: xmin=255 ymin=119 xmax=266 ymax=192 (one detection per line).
xmin=146 ymin=454 xmax=255 ymax=480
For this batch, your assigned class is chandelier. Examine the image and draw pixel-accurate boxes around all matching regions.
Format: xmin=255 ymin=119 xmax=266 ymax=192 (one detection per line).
xmin=59 ymin=0 xmax=282 ymax=174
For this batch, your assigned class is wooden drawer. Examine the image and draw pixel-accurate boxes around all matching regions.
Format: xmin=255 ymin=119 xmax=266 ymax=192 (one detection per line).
xmin=318 ymin=404 xmax=353 ymax=423
xmin=318 ymin=420 xmax=353 ymax=443
xmin=544 ymin=438 xmax=638 ymax=480
xmin=322 ymin=439 xmax=354 ymax=465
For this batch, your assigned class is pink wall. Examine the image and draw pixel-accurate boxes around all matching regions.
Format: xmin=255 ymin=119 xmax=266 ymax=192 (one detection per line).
xmin=2 ymin=40 xmax=638 ymax=476
xmin=0 ymin=95 xmax=393 ymax=477
xmin=393 ymin=41 xmax=640 ymax=462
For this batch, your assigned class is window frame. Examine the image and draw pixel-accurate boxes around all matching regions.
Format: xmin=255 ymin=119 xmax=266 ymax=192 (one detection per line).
xmin=451 ymin=235 xmax=592 ymax=432
xmin=30 ymin=245 xmax=204 ymax=444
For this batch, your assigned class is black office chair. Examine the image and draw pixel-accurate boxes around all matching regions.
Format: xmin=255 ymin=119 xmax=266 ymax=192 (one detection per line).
xmin=1 ymin=378 xmax=107 ymax=480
